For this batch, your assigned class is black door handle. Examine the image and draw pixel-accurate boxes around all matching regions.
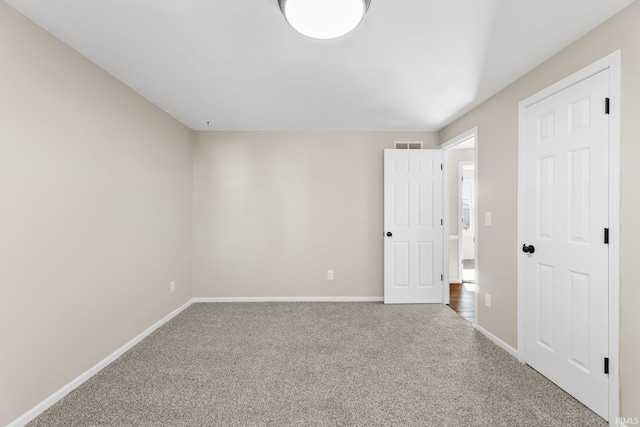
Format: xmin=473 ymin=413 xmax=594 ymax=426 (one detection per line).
xmin=386 ymin=232 xmax=393 ymax=237
xmin=522 ymin=244 xmax=535 ymax=254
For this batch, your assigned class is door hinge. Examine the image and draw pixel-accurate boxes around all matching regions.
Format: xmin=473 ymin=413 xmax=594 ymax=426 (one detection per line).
xmin=604 ymin=357 xmax=609 ymax=375
xmin=441 ymin=163 xmax=443 ymax=171
xmin=462 ymin=177 xmax=464 ymax=182
xmin=604 ymin=228 xmax=609 ymax=244
xmin=605 ymin=98 xmax=610 ymax=115
xmin=441 ymin=219 xmax=443 ymax=226
xmin=440 ymin=274 xmax=444 ymax=281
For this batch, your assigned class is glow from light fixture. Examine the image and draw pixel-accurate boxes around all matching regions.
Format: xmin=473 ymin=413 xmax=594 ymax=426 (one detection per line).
xmin=279 ymin=0 xmax=370 ymax=40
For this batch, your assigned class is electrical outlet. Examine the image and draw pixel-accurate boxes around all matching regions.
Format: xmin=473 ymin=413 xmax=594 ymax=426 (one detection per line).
xmin=485 ymin=212 xmax=492 ymax=226
xmin=327 ymin=270 xmax=334 ymax=280
xmin=170 ymin=280 xmax=176 ymax=293
xmin=485 ymin=293 xmax=492 ymax=308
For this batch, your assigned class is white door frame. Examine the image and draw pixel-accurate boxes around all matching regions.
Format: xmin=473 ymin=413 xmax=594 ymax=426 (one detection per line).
xmin=517 ymin=50 xmax=621 ymax=423
xmin=458 ymin=161 xmax=475 ymax=283
xmin=439 ymin=127 xmax=478 ymax=325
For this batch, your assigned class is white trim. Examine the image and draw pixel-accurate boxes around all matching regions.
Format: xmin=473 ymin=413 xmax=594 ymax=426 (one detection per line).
xmin=443 ymin=148 xmax=451 ymax=305
xmin=475 ymin=324 xmax=519 ymax=359
xmin=458 ymin=161 xmax=464 ymax=282
xmin=517 ymin=50 xmax=621 ymax=424
xmin=438 ymin=127 xmax=477 ymax=151
xmin=193 ymin=296 xmax=384 ymax=303
xmin=439 ymin=127 xmax=478 ymax=321
xmin=448 ymin=235 xmax=459 ymax=240
xmin=7 ymin=299 xmax=193 ymax=427
xmin=473 ymin=138 xmax=479 ymax=327
xmin=607 ymin=51 xmax=622 ymax=427
xmin=449 ymin=277 xmax=462 ymax=284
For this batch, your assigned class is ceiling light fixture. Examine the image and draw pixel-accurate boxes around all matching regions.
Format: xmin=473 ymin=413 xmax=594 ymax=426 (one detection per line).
xmin=279 ymin=0 xmax=371 ymax=40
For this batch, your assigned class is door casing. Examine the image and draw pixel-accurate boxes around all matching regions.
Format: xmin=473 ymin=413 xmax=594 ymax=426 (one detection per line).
xmin=458 ymin=161 xmax=475 ymax=284
xmin=516 ymin=50 xmax=621 ymax=423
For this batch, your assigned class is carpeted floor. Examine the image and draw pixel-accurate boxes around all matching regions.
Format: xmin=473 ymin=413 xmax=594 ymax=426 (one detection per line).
xmin=28 ymin=302 xmax=606 ymax=426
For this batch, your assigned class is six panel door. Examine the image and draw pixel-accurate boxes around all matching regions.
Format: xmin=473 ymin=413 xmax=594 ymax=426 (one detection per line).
xmin=523 ymin=69 xmax=610 ymax=419
xmin=384 ymin=149 xmax=443 ymax=304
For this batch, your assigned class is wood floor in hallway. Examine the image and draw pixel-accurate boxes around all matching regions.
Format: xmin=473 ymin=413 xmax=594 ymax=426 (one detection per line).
xmin=448 ymin=282 xmax=475 ymax=323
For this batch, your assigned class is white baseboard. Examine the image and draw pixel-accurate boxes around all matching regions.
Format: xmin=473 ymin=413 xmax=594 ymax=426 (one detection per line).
xmin=475 ymin=324 xmax=519 ymax=359
xmin=7 ymin=299 xmax=193 ymax=427
xmin=193 ymin=296 xmax=384 ymax=303
xmin=449 ymin=277 xmax=462 ymax=284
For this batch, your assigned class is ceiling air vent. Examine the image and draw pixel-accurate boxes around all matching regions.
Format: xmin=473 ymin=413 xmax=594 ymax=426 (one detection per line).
xmin=394 ymin=141 xmax=423 ymax=150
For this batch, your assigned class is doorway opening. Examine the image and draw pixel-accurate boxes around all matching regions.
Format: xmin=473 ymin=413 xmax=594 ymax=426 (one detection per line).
xmin=440 ymin=128 xmax=477 ymax=324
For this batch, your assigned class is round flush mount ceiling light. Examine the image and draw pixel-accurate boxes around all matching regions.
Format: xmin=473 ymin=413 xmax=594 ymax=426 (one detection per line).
xmin=279 ymin=0 xmax=371 ymax=40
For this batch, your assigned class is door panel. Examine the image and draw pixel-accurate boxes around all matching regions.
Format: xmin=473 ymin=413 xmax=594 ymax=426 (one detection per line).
xmin=523 ymin=69 xmax=609 ymax=419
xmin=567 ymin=270 xmax=590 ymax=371
xmin=418 ymin=242 xmax=434 ymax=287
xmin=393 ymin=242 xmax=410 ymax=287
xmin=384 ymin=149 xmax=443 ymax=304
xmin=418 ymin=183 xmax=434 ymax=226
xmin=536 ymin=263 xmax=554 ymax=351
xmin=394 ymin=183 xmax=410 ymax=226
xmin=538 ymin=156 xmax=555 ymax=239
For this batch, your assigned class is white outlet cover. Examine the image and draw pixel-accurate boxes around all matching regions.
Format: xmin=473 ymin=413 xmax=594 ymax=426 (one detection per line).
xmin=485 ymin=212 xmax=492 ymax=225
xmin=327 ymin=270 xmax=334 ymax=280
xmin=485 ymin=293 xmax=491 ymax=308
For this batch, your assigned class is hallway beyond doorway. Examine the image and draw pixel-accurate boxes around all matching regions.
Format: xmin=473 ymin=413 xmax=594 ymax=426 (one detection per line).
xmin=448 ymin=283 xmax=474 ymax=323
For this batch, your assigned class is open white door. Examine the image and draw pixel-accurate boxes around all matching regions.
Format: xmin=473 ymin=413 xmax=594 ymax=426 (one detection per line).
xmin=384 ymin=149 xmax=443 ymax=304
xmin=521 ymin=69 xmax=610 ymax=419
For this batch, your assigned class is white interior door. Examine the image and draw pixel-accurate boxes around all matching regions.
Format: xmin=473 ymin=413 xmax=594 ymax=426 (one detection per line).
xmin=522 ymin=69 xmax=610 ymax=419
xmin=384 ymin=149 xmax=443 ymax=304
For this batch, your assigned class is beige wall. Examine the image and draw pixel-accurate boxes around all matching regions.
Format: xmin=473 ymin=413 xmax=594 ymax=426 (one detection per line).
xmin=0 ymin=4 xmax=194 ymax=426
xmin=193 ymin=132 xmax=437 ymax=298
xmin=439 ymin=1 xmax=640 ymax=419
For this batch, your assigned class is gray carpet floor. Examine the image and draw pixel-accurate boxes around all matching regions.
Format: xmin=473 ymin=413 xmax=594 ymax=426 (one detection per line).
xmin=28 ymin=302 xmax=606 ymax=426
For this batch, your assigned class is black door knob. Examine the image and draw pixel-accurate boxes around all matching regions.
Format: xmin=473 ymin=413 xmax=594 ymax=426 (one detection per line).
xmin=386 ymin=232 xmax=393 ymax=237
xmin=522 ymin=244 xmax=535 ymax=254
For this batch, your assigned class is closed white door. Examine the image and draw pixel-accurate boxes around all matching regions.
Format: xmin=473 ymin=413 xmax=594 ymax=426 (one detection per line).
xmin=384 ymin=149 xmax=443 ymax=304
xmin=522 ymin=70 xmax=610 ymax=419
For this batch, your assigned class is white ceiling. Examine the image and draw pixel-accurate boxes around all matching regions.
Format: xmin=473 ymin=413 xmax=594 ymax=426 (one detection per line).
xmin=5 ymin=0 xmax=635 ymax=131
